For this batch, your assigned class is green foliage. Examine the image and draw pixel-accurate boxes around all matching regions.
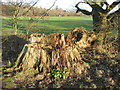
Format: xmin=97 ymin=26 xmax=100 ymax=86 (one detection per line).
xmin=48 ymin=68 xmax=69 ymax=79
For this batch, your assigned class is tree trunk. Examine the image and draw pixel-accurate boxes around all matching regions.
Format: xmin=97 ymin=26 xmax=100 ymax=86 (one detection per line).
xmin=12 ymin=27 xmax=97 ymax=77
xmin=92 ymin=10 xmax=109 ymax=45
xmin=118 ymin=16 xmax=120 ymax=52
xmin=92 ymin=9 xmax=108 ymax=31
xmin=75 ymin=1 xmax=120 ymax=45
xmin=13 ymin=23 xmax=18 ymax=35
xmin=13 ymin=16 xmax=18 ymax=35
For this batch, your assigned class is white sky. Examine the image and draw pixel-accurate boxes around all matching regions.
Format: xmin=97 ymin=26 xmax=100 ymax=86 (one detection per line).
xmin=36 ymin=0 xmax=75 ymax=10
xmin=1 ymin=0 xmax=119 ymax=11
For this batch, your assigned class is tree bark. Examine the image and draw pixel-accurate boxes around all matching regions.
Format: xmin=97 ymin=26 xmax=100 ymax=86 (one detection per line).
xmin=77 ymin=1 xmax=120 ymax=33
xmin=13 ymin=27 xmax=96 ymax=76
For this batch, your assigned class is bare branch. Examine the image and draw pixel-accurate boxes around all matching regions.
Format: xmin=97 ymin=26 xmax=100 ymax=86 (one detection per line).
xmin=86 ymin=2 xmax=95 ymax=8
xmin=104 ymin=1 xmax=110 ymax=11
xmin=40 ymin=0 xmax=58 ymax=17
xmin=9 ymin=1 xmax=23 ymax=17
xmin=18 ymin=1 xmax=23 ymax=7
xmin=23 ymin=0 xmax=39 ymax=15
xmin=76 ymin=1 xmax=94 ymax=8
xmin=100 ymin=0 xmax=109 ymax=7
xmin=75 ymin=2 xmax=92 ymax=15
xmin=104 ymin=1 xmax=109 ymax=6
xmin=75 ymin=1 xmax=106 ymax=14
xmin=107 ymin=9 xmax=120 ymax=19
xmin=76 ymin=9 xmax=92 ymax=15
xmin=108 ymin=0 xmax=120 ymax=11
xmin=46 ymin=0 xmax=57 ymax=12
xmin=100 ymin=2 xmax=104 ymax=7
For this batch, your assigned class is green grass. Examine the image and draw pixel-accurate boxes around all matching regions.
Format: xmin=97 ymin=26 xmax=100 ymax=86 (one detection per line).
xmin=2 ymin=16 xmax=93 ymax=35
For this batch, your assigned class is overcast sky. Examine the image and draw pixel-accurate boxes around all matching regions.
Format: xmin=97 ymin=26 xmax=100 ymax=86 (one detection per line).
xmin=35 ymin=0 xmax=119 ymax=10
xmin=1 ymin=0 xmax=119 ymax=11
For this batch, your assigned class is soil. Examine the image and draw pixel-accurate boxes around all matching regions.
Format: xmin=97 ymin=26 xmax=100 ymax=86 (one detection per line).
xmin=2 ymin=35 xmax=27 ymax=65
xmin=2 ymin=35 xmax=120 ymax=89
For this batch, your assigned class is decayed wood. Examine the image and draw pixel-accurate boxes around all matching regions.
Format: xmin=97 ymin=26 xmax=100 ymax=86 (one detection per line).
xmin=67 ymin=27 xmax=96 ymax=48
xmin=13 ymin=27 xmax=96 ymax=75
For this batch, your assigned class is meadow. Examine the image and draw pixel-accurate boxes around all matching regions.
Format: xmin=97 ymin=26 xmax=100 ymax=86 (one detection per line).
xmin=2 ymin=16 xmax=93 ymax=35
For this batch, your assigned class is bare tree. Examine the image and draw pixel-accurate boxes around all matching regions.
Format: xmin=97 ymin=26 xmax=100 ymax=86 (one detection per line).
xmin=75 ymin=0 xmax=120 ymax=44
xmin=40 ymin=0 xmax=58 ymax=18
xmin=75 ymin=0 xmax=120 ymax=32
xmin=7 ymin=0 xmax=40 ymax=35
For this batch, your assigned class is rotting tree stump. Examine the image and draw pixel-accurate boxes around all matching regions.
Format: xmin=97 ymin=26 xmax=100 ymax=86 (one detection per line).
xmin=12 ymin=27 xmax=97 ymax=77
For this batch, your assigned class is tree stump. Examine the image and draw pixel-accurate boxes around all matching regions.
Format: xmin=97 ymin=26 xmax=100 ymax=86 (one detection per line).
xmin=13 ymin=27 xmax=97 ymax=76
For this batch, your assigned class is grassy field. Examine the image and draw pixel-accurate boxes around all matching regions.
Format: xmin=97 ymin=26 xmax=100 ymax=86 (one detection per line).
xmin=2 ymin=16 xmax=93 ymax=35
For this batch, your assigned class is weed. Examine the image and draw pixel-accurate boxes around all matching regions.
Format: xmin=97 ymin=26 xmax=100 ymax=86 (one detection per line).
xmin=48 ymin=68 xmax=69 ymax=79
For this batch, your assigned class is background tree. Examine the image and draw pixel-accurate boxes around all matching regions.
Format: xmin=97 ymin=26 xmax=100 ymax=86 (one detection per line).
xmin=75 ymin=0 xmax=120 ymax=32
xmin=75 ymin=0 xmax=120 ymax=44
xmin=5 ymin=0 xmax=40 ymax=35
xmin=1 ymin=2 xmax=83 ymax=17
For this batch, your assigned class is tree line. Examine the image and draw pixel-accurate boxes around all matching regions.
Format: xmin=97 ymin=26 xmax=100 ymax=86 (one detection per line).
xmin=1 ymin=3 xmax=85 ymax=17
